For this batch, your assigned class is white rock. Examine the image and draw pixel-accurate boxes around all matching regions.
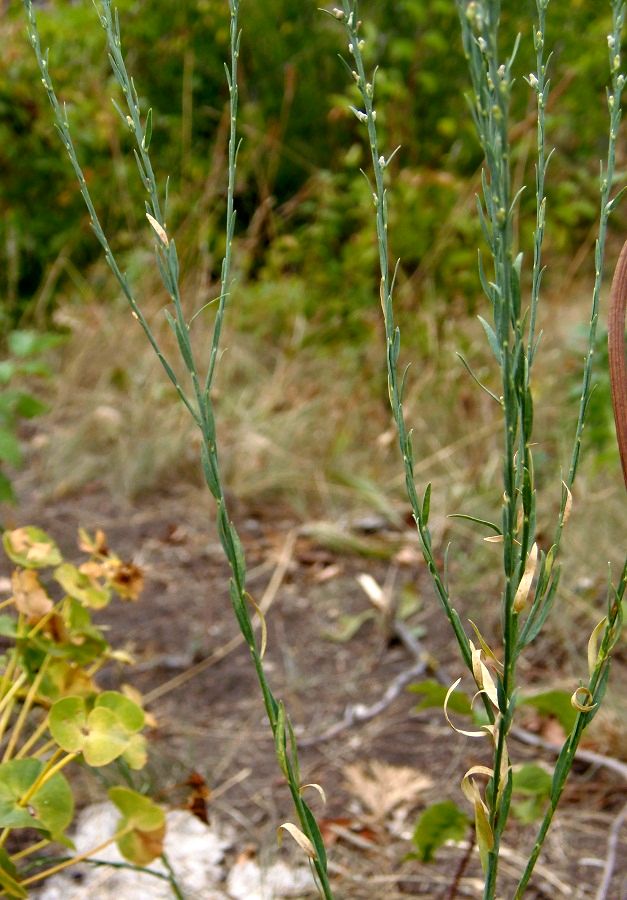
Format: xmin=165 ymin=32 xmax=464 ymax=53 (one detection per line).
xmin=226 ymin=857 xmax=316 ymax=899
xmin=36 ymin=803 xmax=231 ymax=900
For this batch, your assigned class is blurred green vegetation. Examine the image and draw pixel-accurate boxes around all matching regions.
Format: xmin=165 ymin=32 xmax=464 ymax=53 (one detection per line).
xmin=1 ymin=0 xmax=624 ymax=340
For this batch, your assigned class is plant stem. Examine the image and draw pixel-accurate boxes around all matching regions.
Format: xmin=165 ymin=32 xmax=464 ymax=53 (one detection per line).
xmin=23 ymin=2 xmax=333 ymax=894
xmin=2 ymin=656 xmax=49 ymax=762
xmin=20 ymin=826 xmax=133 ymax=886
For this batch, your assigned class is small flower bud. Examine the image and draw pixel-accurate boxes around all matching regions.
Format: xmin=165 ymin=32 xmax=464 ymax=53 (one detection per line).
xmin=528 ymin=73 xmax=538 ymax=89
xmin=608 ymin=34 xmax=616 ymax=50
xmin=477 ymin=36 xmax=487 ymax=53
xmin=332 ymin=7 xmax=344 ymax=19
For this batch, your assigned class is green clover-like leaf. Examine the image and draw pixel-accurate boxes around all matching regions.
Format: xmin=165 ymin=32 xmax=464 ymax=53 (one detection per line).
xmin=54 ymin=563 xmax=110 ymax=609
xmin=109 ymin=787 xmax=165 ymax=865
xmin=49 ymin=694 xmax=142 ymax=767
xmin=2 ymin=527 xmax=62 ymax=569
xmin=95 ymin=692 xmax=145 ymax=733
xmin=0 ymin=759 xmax=73 ymax=838
xmin=121 ymin=734 xmax=148 ymax=771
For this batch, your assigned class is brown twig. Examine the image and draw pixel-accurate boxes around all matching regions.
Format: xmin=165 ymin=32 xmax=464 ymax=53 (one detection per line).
xmin=594 ymin=801 xmax=627 ymax=900
xmin=609 ymin=239 xmax=627 ymax=489
xmin=444 ymin=828 xmax=476 ymax=900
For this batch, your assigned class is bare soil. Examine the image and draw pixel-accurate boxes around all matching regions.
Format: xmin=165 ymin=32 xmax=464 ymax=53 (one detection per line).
xmin=2 ymin=480 xmax=626 ymax=900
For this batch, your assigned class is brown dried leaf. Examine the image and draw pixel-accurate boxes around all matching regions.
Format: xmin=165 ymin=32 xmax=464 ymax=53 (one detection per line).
xmin=110 ymin=561 xmax=144 ymax=601
xmin=78 ymin=527 xmax=109 ymax=556
xmin=12 ymin=569 xmax=53 ymax=619
xmin=343 ymin=760 xmax=432 ymax=820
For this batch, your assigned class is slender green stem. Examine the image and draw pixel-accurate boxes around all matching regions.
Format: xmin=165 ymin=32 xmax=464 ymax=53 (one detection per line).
xmin=336 ymin=1 xmax=474 ymax=682
xmin=515 ymin=558 xmax=626 ymax=897
xmin=24 ymin=2 xmax=333 ymax=895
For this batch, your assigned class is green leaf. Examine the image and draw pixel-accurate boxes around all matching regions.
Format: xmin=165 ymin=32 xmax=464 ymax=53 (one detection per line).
xmin=109 ymin=787 xmax=165 ymax=865
xmin=512 ymin=763 xmax=552 ymax=795
xmin=0 ymin=759 xmax=73 ymax=837
xmin=0 ymin=616 xmax=17 ymax=638
xmin=408 ymin=679 xmax=472 ymax=716
xmin=49 ymin=695 xmax=138 ymax=766
xmin=0 ymin=362 xmax=16 ymax=385
xmin=95 ymin=692 xmax=145 ymax=733
xmin=2 ymin=527 xmax=62 ymax=568
xmin=323 ymin=610 xmax=375 ymax=643
xmin=121 ymin=733 xmax=148 ymax=770
xmin=0 ymin=430 xmax=22 ymax=468
xmin=49 ymin=697 xmax=88 ymax=753
xmin=448 ymin=513 xmax=502 ymax=535
xmin=14 ymin=393 xmax=48 ymax=419
xmin=54 ymin=562 xmax=110 ymax=609
xmin=8 ymin=330 xmax=65 ymax=358
xmin=0 ymin=471 xmax=16 ymax=504
xmin=0 ymin=848 xmax=27 ymax=899
xmin=412 ymin=801 xmax=470 ymax=862
xmin=109 ymin=787 xmax=164 ymax=832
xmin=511 ymin=764 xmax=552 ymax=824
xmin=521 ymin=690 xmax=577 ymax=734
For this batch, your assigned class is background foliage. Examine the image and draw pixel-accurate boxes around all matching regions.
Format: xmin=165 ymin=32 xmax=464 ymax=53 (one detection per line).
xmin=1 ymin=0 xmax=624 ymax=335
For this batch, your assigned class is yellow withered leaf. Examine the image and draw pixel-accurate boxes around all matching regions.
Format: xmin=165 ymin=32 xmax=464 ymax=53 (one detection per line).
xmin=461 ymin=765 xmax=494 ymax=871
xmin=513 ymin=542 xmax=538 ymax=613
xmin=146 ymin=212 xmax=169 ymax=246
xmin=470 ymin=641 xmax=500 ymax=710
xmin=356 ymin=572 xmax=387 ymax=611
xmin=444 ymin=678 xmax=490 ymax=737
xmin=277 ymin=823 xmax=317 ymax=859
xmin=245 ymin=592 xmax=267 ymax=659
xmin=587 ymin=616 xmax=607 ymax=677
xmin=468 ymin=619 xmax=503 ymax=672
xmin=12 ymin=569 xmax=53 ymax=619
xmin=571 ymin=686 xmax=597 ymax=713
xmin=562 ymin=481 xmax=573 ymax=525
xmin=300 ymin=783 xmax=327 ymax=805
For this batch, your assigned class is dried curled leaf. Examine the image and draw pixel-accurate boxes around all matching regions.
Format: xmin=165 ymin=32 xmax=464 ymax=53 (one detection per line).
xmin=356 ymin=572 xmax=387 ymax=611
xmin=513 ymin=543 xmax=538 ymax=613
xmin=461 ymin=765 xmax=494 ymax=873
xmin=444 ymin=678 xmax=490 ymax=737
xmin=78 ymin=527 xmax=109 ymax=556
xmin=277 ymin=822 xmax=317 ymax=859
xmin=300 ymin=783 xmax=327 ymax=805
xmin=561 ymin=481 xmax=573 ymax=525
xmin=470 ymin=641 xmax=500 ymax=709
xmin=245 ymin=592 xmax=267 ymax=658
xmin=109 ymin=561 xmax=144 ymax=601
xmin=146 ymin=212 xmax=169 ymax=246
xmin=11 ymin=569 xmax=53 ymax=619
xmin=571 ymin=686 xmax=597 ymax=713
xmin=587 ymin=616 xmax=607 ymax=677
xmin=468 ymin=620 xmax=503 ymax=672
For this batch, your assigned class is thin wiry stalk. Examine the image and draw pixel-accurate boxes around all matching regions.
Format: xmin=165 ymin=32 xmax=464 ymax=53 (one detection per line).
xmin=527 ymin=0 xmax=551 ymax=365
xmin=333 ymin=1 xmax=474 ymax=681
xmin=566 ymin=0 xmax=626 ymax=490
xmin=24 ymin=2 xmax=333 ymax=894
xmin=514 ymin=558 xmax=626 ymax=898
xmin=334 ymin=0 xmax=625 ymax=896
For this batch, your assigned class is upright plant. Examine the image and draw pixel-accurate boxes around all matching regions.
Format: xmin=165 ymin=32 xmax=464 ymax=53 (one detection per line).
xmin=23 ymin=0 xmax=333 ymax=896
xmin=332 ymin=0 xmax=626 ymax=896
